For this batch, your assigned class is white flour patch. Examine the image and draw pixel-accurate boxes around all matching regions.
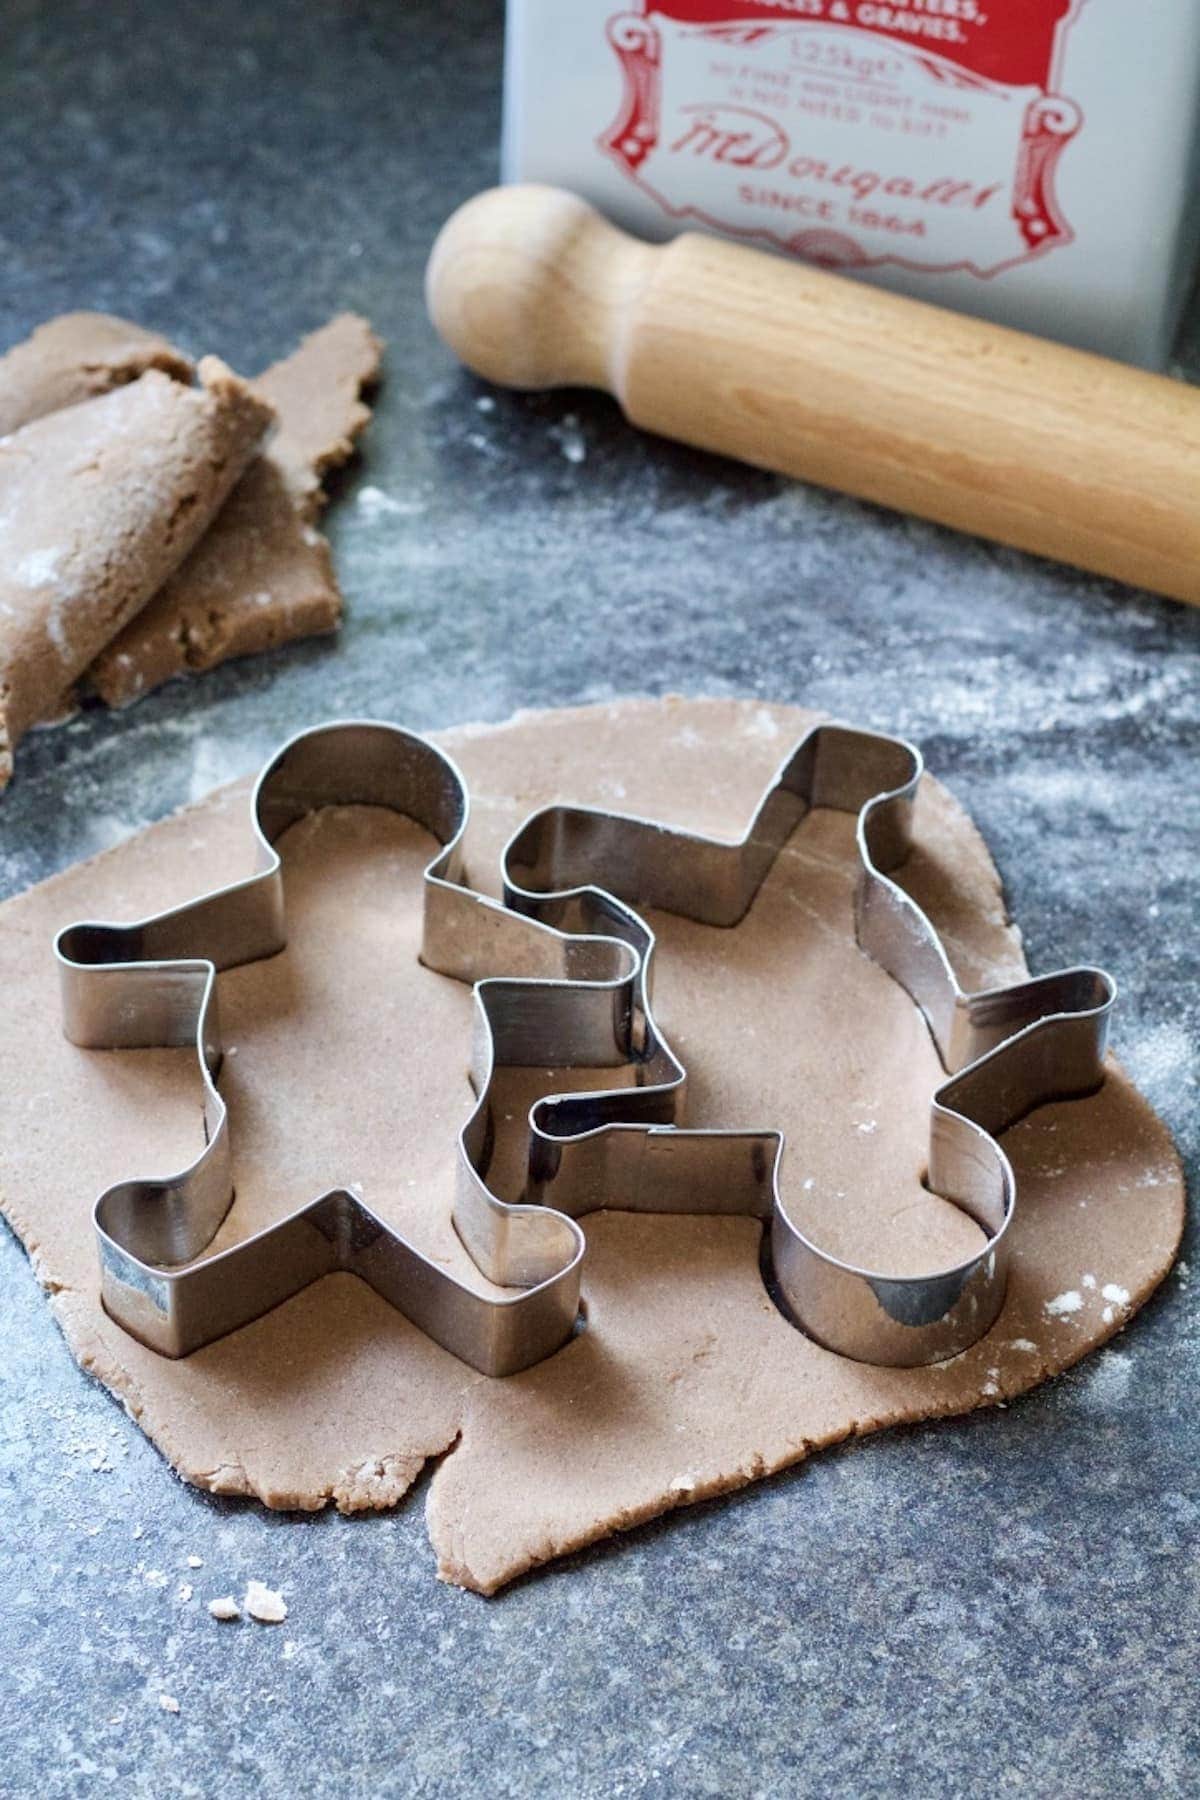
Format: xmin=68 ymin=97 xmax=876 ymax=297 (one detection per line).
xmin=1122 ymin=1021 xmax=1196 ymax=1113
xmin=45 ymin=598 xmax=72 ymax=661
xmin=188 ymin=734 xmax=254 ymax=803
xmin=549 ymin=413 xmax=586 ymax=465
xmin=355 ymin=484 xmax=417 ymax=520
xmin=81 ymin=814 xmax=140 ymax=854
xmin=1080 ymin=1349 xmax=1134 ymax=1406
xmin=15 ymin=547 xmax=62 ymax=588
xmin=1045 ymin=1290 xmax=1083 ymax=1317
xmin=743 ymin=707 xmax=782 ymax=739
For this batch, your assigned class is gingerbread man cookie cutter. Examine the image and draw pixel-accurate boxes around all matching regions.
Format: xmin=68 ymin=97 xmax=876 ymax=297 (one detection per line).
xmin=56 ymin=719 xmax=1115 ymax=1373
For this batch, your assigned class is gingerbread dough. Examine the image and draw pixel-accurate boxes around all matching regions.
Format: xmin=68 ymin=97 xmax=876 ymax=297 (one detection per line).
xmin=0 ymin=359 xmax=272 ymax=788
xmin=0 ymin=312 xmax=193 ymax=437
xmin=87 ymin=316 xmax=382 ymax=705
xmin=0 ymin=698 xmax=1182 ymax=1593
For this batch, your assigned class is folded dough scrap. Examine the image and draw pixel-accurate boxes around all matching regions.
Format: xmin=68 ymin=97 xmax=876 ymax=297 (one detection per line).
xmin=87 ymin=315 xmax=383 ymax=706
xmin=0 ymin=312 xmax=194 ymax=437
xmin=255 ymin=313 xmax=382 ymax=521
xmin=0 ymin=358 xmax=273 ymax=789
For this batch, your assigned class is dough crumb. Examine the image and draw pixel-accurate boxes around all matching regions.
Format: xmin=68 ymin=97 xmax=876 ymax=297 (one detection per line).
xmin=159 ymin=1694 xmax=180 ymax=1715
xmin=1045 ymin=1289 xmax=1083 ymax=1317
xmin=243 ymin=1579 xmax=288 ymax=1624
xmin=208 ymin=1595 xmax=241 ymax=1622
xmin=178 ymin=1583 xmax=193 ymax=1603
xmin=186 ymin=1554 xmax=203 ymax=1568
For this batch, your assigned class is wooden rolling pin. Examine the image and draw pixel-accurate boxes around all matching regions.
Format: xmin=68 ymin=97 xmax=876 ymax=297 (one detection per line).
xmin=426 ymin=184 xmax=1200 ymax=607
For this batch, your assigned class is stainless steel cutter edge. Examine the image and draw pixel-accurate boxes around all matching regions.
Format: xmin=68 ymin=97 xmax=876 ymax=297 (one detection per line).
xmin=54 ymin=717 xmax=1115 ymax=1374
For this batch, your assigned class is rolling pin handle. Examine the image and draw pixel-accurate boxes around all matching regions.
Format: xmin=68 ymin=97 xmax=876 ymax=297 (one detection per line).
xmin=425 ymin=184 xmax=650 ymax=394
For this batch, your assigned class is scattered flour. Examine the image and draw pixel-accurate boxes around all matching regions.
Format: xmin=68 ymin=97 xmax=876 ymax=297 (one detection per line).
xmin=355 ymin=484 xmax=406 ymax=519
xmin=15 ymin=547 xmax=62 ymax=589
xmin=549 ymin=413 xmax=586 ymax=465
xmin=743 ymin=707 xmax=782 ymax=739
xmin=1123 ymin=1021 xmax=1196 ymax=1111
xmin=1045 ymin=1290 xmax=1083 ymax=1317
xmin=1084 ymin=1349 xmax=1135 ymax=1405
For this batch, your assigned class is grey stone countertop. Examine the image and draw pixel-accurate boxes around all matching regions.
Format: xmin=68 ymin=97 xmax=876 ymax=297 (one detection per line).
xmin=0 ymin=2 xmax=1196 ymax=1794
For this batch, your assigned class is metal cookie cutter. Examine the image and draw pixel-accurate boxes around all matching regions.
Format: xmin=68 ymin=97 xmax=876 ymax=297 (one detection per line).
xmin=55 ymin=719 xmax=1115 ymax=1374
xmin=57 ymin=722 xmax=649 ymax=1376
xmin=500 ymin=723 xmax=1116 ymax=1366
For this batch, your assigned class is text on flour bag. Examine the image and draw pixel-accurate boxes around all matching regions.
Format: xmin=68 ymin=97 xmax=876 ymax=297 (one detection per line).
xmin=502 ymin=0 xmax=1200 ymax=368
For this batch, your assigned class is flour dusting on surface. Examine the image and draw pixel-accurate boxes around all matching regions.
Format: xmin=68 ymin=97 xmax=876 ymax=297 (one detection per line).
xmin=549 ymin=413 xmax=587 ymax=465
xmin=1045 ymin=1290 xmax=1083 ymax=1317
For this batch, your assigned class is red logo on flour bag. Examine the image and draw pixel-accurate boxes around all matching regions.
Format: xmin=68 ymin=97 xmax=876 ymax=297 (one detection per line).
xmin=599 ymin=0 xmax=1084 ymax=276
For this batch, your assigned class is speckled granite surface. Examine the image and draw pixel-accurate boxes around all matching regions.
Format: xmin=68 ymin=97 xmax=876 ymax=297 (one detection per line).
xmin=0 ymin=2 xmax=1196 ymax=1793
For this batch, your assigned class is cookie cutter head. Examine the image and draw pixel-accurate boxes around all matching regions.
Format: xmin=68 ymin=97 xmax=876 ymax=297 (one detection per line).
xmin=55 ymin=718 xmax=1115 ymax=1374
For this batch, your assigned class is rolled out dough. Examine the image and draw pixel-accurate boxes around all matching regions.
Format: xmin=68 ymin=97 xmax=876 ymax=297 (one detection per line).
xmin=0 ymin=698 xmax=1182 ymax=1593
